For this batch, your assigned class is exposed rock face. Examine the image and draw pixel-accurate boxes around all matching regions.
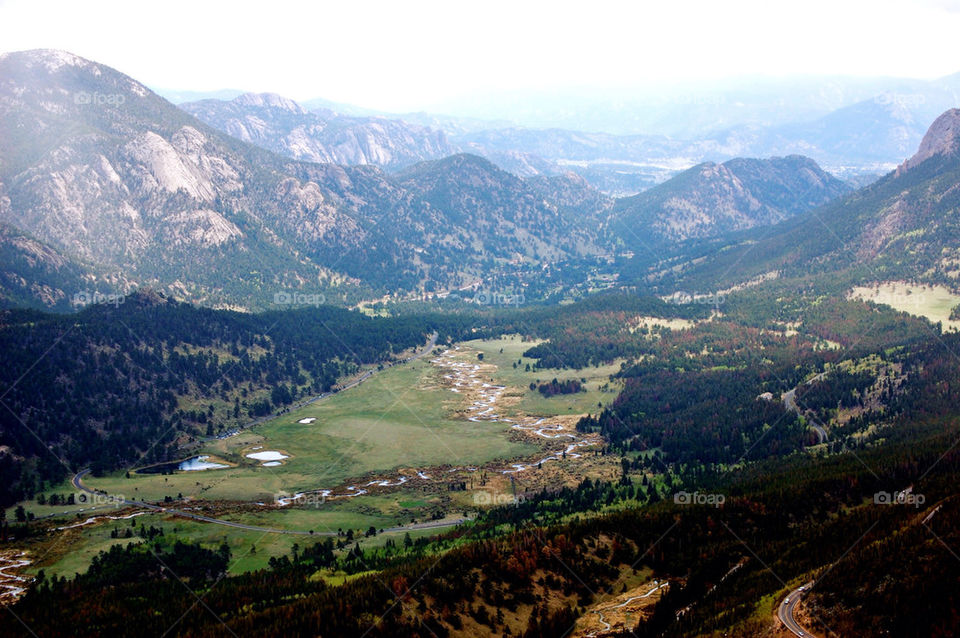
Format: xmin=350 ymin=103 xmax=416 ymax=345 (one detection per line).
xmin=0 ymin=50 xmax=378 ymax=303
xmin=0 ymin=50 xmax=614 ymax=305
xmin=900 ymin=108 xmax=960 ymax=172
xmin=0 ymin=222 xmax=91 ymax=309
xmin=181 ymin=92 xmax=458 ymax=169
xmin=160 ymin=210 xmax=243 ymax=247
xmin=612 ymin=155 xmax=850 ymax=243
xmin=233 ymin=92 xmax=306 ymax=114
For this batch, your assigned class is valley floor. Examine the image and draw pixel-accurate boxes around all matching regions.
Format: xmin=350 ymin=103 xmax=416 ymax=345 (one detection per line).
xmin=9 ymin=335 xmax=622 ymax=581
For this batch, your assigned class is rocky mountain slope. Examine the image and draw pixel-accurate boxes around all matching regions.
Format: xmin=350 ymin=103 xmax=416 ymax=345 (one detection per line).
xmin=900 ymin=108 xmax=960 ymax=172
xmin=0 ymin=223 xmax=92 ymax=309
xmin=611 ymin=155 xmax=851 ymax=244
xmin=0 ymin=49 xmax=371 ymax=307
xmin=181 ymin=92 xmax=458 ymax=168
xmin=646 ymin=108 xmax=960 ymax=293
xmin=0 ymin=50 xmax=617 ymax=307
xmin=182 ymin=93 xmax=560 ymax=182
xmin=394 ymin=154 xmax=611 ymax=263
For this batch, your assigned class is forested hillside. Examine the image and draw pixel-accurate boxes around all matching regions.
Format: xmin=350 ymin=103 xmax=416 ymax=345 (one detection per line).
xmin=0 ymin=292 xmax=458 ymax=505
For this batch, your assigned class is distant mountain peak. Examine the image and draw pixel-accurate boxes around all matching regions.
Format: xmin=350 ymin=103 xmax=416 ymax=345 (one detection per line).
xmin=397 ymin=153 xmax=516 ymax=187
xmin=233 ymin=92 xmax=306 ymax=114
xmin=612 ymin=154 xmax=850 ymax=243
xmin=181 ymin=91 xmax=457 ymax=169
xmin=901 ymin=108 xmax=960 ymax=172
xmin=0 ymin=48 xmax=93 ymax=72
xmin=435 ymin=152 xmax=501 ymax=171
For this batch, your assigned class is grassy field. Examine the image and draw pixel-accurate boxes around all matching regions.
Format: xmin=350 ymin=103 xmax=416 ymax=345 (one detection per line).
xmin=464 ymin=336 xmax=623 ymax=417
xmin=34 ymin=510 xmax=333 ymax=579
xmin=84 ymin=355 xmax=537 ymax=502
xmin=28 ymin=495 xmax=459 ymax=579
xmin=850 ymin=282 xmax=960 ymax=331
xmin=16 ymin=336 xmax=619 ymax=524
xmin=4 ymin=496 xmax=119 ymax=522
xmin=11 ymin=336 xmax=631 ymax=586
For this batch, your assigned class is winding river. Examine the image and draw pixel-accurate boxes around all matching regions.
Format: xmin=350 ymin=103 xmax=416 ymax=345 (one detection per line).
xmin=276 ymin=346 xmax=600 ymax=506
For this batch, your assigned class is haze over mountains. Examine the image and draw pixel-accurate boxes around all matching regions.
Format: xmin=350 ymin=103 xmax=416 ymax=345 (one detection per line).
xmin=174 ymin=72 xmax=960 ymax=197
xmin=180 ymin=93 xmax=458 ymax=169
xmin=428 ymin=75 xmax=960 ymax=137
xmin=0 ymin=49 xmax=864 ymax=311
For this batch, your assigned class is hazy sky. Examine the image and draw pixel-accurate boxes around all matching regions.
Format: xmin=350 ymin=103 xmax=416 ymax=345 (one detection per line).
xmin=2 ymin=0 xmax=960 ymax=111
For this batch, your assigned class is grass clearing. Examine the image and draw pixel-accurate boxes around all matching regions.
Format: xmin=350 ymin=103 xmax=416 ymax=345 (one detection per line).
xmin=465 ymin=335 xmax=623 ymax=417
xmin=20 ymin=336 xmax=631 ymax=583
xmin=85 ymin=356 xmax=536 ymax=502
xmin=16 ymin=336 xmax=622 ymax=540
xmin=850 ymin=281 xmax=960 ymax=331
xmin=29 ymin=497 xmax=457 ymax=579
xmin=32 ymin=512 xmax=308 ymax=578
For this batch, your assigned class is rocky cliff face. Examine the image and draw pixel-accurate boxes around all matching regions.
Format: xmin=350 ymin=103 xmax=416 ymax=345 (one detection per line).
xmin=0 ymin=50 xmax=379 ymax=306
xmin=0 ymin=50 xmax=616 ymax=305
xmin=181 ymin=92 xmax=458 ymax=169
xmin=0 ymin=223 xmax=92 ymax=309
xmin=900 ymin=108 xmax=960 ymax=172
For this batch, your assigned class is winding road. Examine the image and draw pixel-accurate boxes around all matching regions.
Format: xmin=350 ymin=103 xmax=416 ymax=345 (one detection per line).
xmin=778 ymin=583 xmax=817 ymax=637
xmin=782 ymin=372 xmax=829 ymax=444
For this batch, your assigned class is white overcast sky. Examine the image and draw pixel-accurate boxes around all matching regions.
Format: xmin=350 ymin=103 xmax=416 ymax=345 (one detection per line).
xmin=1 ymin=0 xmax=959 ymax=111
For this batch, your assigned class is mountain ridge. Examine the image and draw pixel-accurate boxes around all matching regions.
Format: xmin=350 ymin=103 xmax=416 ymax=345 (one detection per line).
xmin=641 ymin=107 xmax=960 ymax=296
xmin=0 ymin=50 xmax=615 ymax=306
xmin=181 ymin=91 xmax=458 ymax=169
xmin=612 ymin=154 xmax=851 ymax=244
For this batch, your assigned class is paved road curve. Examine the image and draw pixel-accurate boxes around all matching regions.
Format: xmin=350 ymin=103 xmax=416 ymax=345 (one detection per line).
xmin=782 ymin=372 xmax=829 ymax=444
xmin=778 ymin=582 xmax=817 ymax=637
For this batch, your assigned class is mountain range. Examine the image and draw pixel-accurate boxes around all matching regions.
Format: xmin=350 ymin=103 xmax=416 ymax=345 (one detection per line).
xmin=180 ymin=92 xmax=458 ymax=169
xmin=179 ymin=76 xmax=960 ymax=198
xmin=0 ymin=50 xmax=614 ymax=307
xmin=0 ymin=49 xmax=896 ymax=310
xmin=640 ymin=108 xmax=960 ymax=297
